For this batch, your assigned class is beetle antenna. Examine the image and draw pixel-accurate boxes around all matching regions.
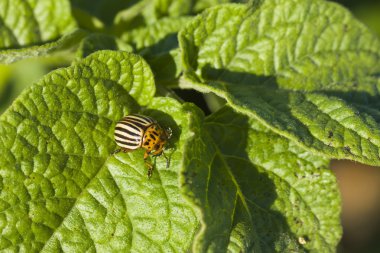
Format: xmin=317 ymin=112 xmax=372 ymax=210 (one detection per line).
xmin=163 ymin=152 xmax=170 ymax=168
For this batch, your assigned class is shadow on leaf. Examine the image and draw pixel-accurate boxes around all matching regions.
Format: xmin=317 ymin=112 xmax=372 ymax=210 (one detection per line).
xmin=182 ymin=107 xmax=304 ymax=252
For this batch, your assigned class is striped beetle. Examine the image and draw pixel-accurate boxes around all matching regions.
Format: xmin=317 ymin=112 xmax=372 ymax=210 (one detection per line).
xmin=114 ymin=114 xmax=172 ymax=177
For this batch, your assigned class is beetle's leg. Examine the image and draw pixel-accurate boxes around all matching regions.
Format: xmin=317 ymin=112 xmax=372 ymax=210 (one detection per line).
xmin=113 ymin=148 xmax=132 ymax=155
xmin=151 ymin=149 xmax=170 ymax=168
xmin=144 ymin=150 xmax=154 ymax=178
xmin=151 ymin=150 xmax=162 ymax=156
xmin=143 ymin=150 xmax=150 ymax=160
xmin=145 ymin=160 xmax=154 ymax=178
xmin=162 ymin=152 xmax=170 ymax=168
xmin=111 ymin=149 xmax=121 ymax=155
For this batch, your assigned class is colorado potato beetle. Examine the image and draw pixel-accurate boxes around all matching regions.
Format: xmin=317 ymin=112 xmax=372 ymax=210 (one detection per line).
xmin=114 ymin=114 xmax=172 ymax=177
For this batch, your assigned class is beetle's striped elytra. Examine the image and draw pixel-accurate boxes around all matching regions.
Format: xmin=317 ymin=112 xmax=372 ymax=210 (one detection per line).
xmin=114 ymin=114 xmax=172 ymax=177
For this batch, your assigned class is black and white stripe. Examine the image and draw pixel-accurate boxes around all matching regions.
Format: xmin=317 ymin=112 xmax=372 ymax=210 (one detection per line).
xmin=114 ymin=114 xmax=155 ymax=150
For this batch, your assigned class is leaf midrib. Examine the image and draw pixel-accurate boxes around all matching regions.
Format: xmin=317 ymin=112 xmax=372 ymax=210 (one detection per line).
xmin=40 ymin=156 xmax=110 ymax=251
xmin=221 ymin=153 xmax=331 ymax=250
xmin=203 ymin=116 xmax=330 ymax=249
xmin=206 ymin=130 xmax=263 ymax=253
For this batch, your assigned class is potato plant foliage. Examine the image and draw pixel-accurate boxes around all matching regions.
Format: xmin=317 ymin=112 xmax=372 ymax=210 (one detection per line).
xmin=0 ymin=0 xmax=379 ymax=252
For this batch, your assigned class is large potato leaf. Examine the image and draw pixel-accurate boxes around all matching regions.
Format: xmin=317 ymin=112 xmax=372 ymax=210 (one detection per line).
xmin=179 ymin=0 xmax=380 ymax=166
xmin=181 ymin=106 xmax=341 ymax=252
xmin=0 ymin=0 xmax=76 ymax=49
xmin=0 ymin=51 xmax=199 ymax=252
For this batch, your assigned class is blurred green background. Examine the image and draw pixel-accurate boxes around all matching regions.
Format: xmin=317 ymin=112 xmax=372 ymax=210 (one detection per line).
xmin=335 ymin=0 xmax=380 ymax=36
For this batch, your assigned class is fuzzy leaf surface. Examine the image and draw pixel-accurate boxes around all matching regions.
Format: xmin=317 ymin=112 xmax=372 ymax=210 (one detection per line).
xmin=0 ymin=0 xmax=76 ymax=49
xmin=121 ymin=16 xmax=191 ymax=55
xmin=75 ymin=33 xmax=121 ymax=59
xmin=0 ymin=50 xmax=199 ymax=252
xmin=0 ymin=30 xmax=87 ymax=64
xmin=121 ymin=16 xmax=191 ymax=84
xmin=181 ymin=106 xmax=341 ymax=252
xmin=179 ymin=1 xmax=380 ymax=165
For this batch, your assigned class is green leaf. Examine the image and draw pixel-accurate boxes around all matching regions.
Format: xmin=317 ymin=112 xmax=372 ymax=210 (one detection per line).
xmin=0 ymin=51 xmax=174 ymax=251
xmin=39 ymin=98 xmax=199 ymax=252
xmin=112 ymin=0 xmax=244 ymax=35
xmin=0 ymin=50 xmax=201 ymax=251
xmin=152 ymin=0 xmax=193 ymax=18
xmin=121 ymin=16 xmax=191 ymax=85
xmin=181 ymin=106 xmax=341 ymax=252
xmin=119 ymin=16 xmax=189 ymax=86
xmin=70 ymin=0 xmax=131 ymax=26
xmin=0 ymin=30 xmax=90 ymax=114
xmin=0 ymin=29 xmax=88 ymax=64
xmin=0 ymin=0 xmax=76 ymax=49
xmin=193 ymin=0 xmax=248 ymax=13
xmin=71 ymin=6 xmax=105 ymax=32
xmin=121 ymin=16 xmax=191 ymax=55
xmin=148 ymin=49 xmax=183 ymax=86
xmin=180 ymin=1 xmax=380 ymax=89
xmin=75 ymin=33 xmax=122 ymax=59
xmin=140 ymin=0 xmax=248 ymax=23
xmin=178 ymin=1 xmax=380 ymax=166
xmin=113 ymin=0 xmax=221 ymax=32
xmin=111 ymin=0 xmax=208 ymax=37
